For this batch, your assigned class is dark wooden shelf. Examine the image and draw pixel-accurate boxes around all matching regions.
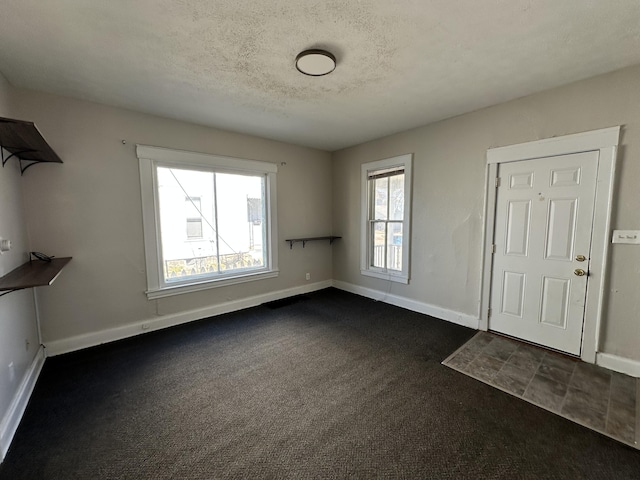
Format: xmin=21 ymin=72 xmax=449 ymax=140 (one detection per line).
xmin=285 ymin=236 xmax=342 ymax=249
xmin=0 ymin=257 xmax=71 ymax=292
xmin=0 ymin=116 xmax=63 ymax=174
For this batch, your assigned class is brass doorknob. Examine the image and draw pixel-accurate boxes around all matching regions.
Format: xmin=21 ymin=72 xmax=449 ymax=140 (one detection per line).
xmin=574 ymin=269 xmax=587 ymax=277
xmin=575 ymin=255 xmax=586 ymax=262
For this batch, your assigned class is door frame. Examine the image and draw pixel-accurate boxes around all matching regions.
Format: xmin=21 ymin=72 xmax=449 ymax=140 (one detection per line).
xmin=479 ymin=126 xmax=620 ymax=363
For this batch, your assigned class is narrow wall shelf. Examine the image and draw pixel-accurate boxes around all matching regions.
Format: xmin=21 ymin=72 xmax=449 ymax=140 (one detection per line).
xmin=0 ymin=116 xmax=63 ymax=174
xmin=285 ymin=236 xmax=342 ymax=249
xmin=0 ymin=257 xmax=71 ymax=292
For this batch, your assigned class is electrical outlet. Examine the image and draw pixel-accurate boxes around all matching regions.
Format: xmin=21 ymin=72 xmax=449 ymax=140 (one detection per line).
xmin=305 ymin=273 xmax=311 ymax=281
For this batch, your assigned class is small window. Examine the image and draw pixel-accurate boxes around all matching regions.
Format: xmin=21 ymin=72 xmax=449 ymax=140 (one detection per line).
xmin=137 ymin=145 xmax=279 ymax=299
xmin=186 ymin=218 xmax=203 ymax=239
xmin=361 ymin=154 xmax=412 ymax=283
xmin=185 ymin=197 xmax=203 ymax=239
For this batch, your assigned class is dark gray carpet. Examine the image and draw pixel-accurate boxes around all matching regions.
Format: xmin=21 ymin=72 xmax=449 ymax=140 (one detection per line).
xmin=1 ymin=288 xmax=639 ymax=479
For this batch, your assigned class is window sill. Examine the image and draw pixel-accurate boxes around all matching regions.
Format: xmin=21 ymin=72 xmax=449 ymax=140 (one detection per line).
xmin=146 ymin=270 xmax=279 ymax=299
xmin=360 ymin=269 xmax=409 ymax=284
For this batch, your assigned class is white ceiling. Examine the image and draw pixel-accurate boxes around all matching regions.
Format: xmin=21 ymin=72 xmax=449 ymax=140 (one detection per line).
xmin=1 ymin=1 xmax=639 ymax=151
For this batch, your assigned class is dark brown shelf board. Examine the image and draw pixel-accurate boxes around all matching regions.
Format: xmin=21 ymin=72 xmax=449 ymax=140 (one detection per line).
xmin=0 ymin=257 xmax=71 ymax=291
xmin=285 ymin=236 xmax=342 ymax=249
xmin=0 ymin=116 xmax=63 ymax=174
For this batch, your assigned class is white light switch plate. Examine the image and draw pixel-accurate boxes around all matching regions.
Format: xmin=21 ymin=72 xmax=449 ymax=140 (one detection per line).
xmin=0 ymin=238 xmax=11 ymax=253
xmin=611 ymin=230 xmax=640 ymax=244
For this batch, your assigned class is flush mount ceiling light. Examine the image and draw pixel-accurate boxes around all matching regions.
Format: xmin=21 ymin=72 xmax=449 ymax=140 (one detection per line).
xmin=295 ymin=49 xmax=336 ymax=76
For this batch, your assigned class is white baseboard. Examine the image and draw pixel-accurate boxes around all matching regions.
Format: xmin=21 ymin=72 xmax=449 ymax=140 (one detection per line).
xmin=45 ymin=280 xmax=333 ymax=357
xmin=596 ymin=352 xmax=640 ymax=378
xmin=1 ymin=345 xmax=46 ymax=462
xmin=332 ymin=280 xmax=479 ymax=329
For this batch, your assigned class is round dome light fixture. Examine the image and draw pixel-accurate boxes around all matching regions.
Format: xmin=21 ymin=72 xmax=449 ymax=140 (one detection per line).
xmin=295 ymin=49 xmax=336 ymax=76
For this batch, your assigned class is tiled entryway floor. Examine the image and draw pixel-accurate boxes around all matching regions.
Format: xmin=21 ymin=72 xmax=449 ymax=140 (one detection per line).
xmin=443 ymin=331 xmax=639 ymax=448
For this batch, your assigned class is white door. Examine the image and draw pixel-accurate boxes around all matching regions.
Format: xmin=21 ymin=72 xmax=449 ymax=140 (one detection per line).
xmin=489 ymin=151 xmax=598 ymax=355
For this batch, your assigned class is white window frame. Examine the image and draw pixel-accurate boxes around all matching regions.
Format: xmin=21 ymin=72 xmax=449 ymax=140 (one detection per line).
xmin=137 ymin=145 xmax=279 ymax=299
xmin=360 ymin=154 xmax=412 ymax=284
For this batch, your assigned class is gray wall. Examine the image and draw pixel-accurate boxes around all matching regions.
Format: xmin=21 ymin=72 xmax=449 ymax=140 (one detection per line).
xmin=9 ymin=88 xmax=333 ymax=347
xmin=3 ymin=64 xmax=639 ymax=366
xmin=0 ymin=75 xmax=40 ymax=438
xmin=332 ymin=64 xmax=640 ymax=362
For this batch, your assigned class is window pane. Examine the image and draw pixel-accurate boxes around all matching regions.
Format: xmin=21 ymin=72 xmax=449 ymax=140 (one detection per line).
xmin=186 ymin=219 xmax=203 ymax=238
xmin=389 ymin=174 xmax=404 ymax=220
xmin=215 ymin=173 xmax=266 ymax=272
xmin=185 ymin=197 xmax=203 ymax=239
xmin=373 ymin=177 xmax=388 ymax=220
xmin=371 ymin=221 xmax=386 ymax=268
xmin=156 ymin=167 xmax=267 ymax=284
xmin=387 ymin=222 xmax=403 ymax=271
xmin=185 ymin=196 xmax=201 ymax=218
xmin=157 ymin=167 xmax=216 ymax=283
xmin=246 ymin=197 xmax=262 ymax=225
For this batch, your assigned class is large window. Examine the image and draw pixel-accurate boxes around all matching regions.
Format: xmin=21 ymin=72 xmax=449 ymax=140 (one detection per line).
xmin=361 ymin=154 xmax=412 ymax=283
xmin=137 ymin=145 xmax=278 ymax=299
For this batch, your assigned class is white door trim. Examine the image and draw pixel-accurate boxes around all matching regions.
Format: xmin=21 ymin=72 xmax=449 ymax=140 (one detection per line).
xmin=479 ymin=126 xmax=620 ymax=363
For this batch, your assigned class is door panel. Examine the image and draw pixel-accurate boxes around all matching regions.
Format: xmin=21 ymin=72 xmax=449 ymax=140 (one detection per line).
xmin=501 ymin=271 xmax=526 ymax=317
xmin=489 ymin=151 xmax=598 ymax=355
xmin=540 ymin=276 xmax=569 ymax=328
xmin=545 ymin=198 xmax=577 ymax=260
xmin=505 ymin=200 xmax=531 ymax=256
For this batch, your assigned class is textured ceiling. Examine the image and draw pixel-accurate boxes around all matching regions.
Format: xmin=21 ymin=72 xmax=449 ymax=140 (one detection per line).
xmin=1 ymin=1 xmax=639 ymax=151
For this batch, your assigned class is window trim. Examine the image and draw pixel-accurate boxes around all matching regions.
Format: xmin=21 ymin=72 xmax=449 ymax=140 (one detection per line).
xmin=137 ymin=145 xmax=278 ymax=299
xmin=360 ymin=154 xmax=412 ymax=284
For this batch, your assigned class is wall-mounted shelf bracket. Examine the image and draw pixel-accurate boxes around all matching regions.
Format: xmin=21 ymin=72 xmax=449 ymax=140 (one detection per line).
xmin=285 ymin=236 xmax=342 ymax=249
xmin=2 ymin=149 xmax=37 ymax=167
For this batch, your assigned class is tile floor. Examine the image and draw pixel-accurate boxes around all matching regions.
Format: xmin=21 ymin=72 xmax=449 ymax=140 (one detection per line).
xmin=443 ymin=331 xmax=639 ymax=448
